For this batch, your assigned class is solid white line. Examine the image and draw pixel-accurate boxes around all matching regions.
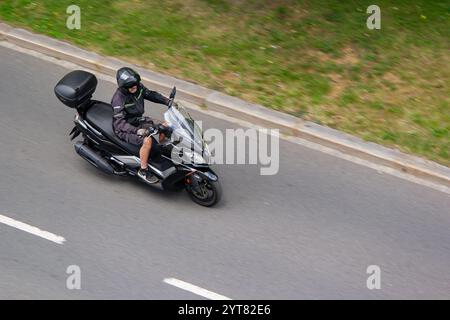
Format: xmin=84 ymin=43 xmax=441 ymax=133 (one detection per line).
xmin=0 ymin=214 xmax=66 ymax=245
xmin=163 ymin=278 xmax=232 ymax=300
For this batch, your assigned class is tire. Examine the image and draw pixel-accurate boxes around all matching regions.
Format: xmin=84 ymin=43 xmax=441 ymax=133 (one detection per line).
xmin=186 ymin=178 xmax=222 ymax=207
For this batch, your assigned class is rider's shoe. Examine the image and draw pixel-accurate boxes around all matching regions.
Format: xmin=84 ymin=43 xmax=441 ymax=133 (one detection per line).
xmin=137 ymin=167 xmax=159 ymax=184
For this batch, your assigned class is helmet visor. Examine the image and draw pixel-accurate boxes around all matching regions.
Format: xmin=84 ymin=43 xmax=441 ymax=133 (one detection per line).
xmin=123 ymin=80 xmax=139 ymax=89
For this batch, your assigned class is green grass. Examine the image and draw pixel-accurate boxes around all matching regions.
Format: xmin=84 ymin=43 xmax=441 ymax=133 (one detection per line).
xmin=1 ymin=0 xmax=448 ymax=165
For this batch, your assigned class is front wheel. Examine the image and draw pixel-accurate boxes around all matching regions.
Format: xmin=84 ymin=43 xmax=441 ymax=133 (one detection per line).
xmin=186 ymin=178 xmax=222 ymax=207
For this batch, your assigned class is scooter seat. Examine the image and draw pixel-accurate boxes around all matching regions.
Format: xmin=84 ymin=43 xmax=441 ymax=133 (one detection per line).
xmin=85 ymin=101 xmax=140 ymax=155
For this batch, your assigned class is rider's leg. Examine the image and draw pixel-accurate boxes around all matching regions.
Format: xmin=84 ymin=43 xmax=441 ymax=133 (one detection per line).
xmin=139 ymin=136 xmax=152 ymax=170
xmin=138 ymin=137 xmax=159 ymax=183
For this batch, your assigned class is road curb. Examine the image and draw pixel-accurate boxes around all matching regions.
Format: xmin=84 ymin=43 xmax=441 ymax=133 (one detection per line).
xmin=1 ymin=22 xmax=449 ymax=187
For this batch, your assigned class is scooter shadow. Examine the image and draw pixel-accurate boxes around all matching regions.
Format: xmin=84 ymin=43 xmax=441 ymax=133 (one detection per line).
xmin=75 ymin=159 xmax=227 ymax=209
xmin=76 ymin=160 xmax=179 ymax=200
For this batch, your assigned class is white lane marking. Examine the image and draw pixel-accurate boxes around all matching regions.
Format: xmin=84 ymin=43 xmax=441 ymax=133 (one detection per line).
xmin=1 ymin=40 xmax=448 ymax=194
xmin=0 ymin=214 xmax=66 ymax=245
xmin=163 ymin=278 xmax=232 ymax=300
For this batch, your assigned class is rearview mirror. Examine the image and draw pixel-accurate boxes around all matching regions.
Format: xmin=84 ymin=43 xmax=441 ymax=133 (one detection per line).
xmin=167 ymin=86 xmax=177 ymax=108
xmin=170 ymin=87 xmax=176 ymax=99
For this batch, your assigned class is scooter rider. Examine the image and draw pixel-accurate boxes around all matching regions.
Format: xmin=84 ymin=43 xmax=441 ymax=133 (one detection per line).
xmin=111 ymin=67 xmax=172 ymax=183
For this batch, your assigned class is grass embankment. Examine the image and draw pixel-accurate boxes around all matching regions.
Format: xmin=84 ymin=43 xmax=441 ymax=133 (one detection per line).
xmin=1 ymin=0 xmax=448 ymax=165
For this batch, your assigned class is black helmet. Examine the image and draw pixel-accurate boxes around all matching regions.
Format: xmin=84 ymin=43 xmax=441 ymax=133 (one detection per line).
xmin=116 ymin=67 xmax=141 ymax=90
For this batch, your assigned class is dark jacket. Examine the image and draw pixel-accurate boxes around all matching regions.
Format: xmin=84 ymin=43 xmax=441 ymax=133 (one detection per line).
xmin=111 ymin=84 xmax=169 ymax=134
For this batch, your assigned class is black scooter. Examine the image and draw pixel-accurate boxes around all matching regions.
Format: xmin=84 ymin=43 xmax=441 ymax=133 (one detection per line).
xmin=54 ymin=70 xmax=222 ymax=207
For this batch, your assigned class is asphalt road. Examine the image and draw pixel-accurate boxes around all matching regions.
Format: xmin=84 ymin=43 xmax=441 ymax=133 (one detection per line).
xmin=0 ymin=44 xmax=449 ymax=299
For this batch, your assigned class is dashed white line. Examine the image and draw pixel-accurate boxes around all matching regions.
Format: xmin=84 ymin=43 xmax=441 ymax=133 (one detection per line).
xmin=163 ymin=278 xmax=231 ymax=300
xmin=0 ymin=214 xmax=66 ymax=245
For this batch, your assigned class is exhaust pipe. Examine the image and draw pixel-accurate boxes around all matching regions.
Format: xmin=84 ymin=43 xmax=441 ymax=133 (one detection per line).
xmin=74 ymin=141 xmax=115 ymax=174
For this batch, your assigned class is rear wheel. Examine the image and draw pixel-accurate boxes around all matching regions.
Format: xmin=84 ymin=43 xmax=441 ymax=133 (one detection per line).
xmin=186 ymin=178 xmax=222 ymax=207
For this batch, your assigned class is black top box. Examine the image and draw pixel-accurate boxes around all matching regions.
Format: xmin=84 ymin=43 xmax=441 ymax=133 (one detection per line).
xmin=55 ymin=70 xmax=98 ymax=108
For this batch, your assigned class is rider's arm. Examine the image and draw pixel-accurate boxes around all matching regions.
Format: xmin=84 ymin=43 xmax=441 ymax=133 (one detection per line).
xmin=142 ymin=85 xmax=170 ymax=106
xmin=112 ymin=93 xmax=138 ymax=134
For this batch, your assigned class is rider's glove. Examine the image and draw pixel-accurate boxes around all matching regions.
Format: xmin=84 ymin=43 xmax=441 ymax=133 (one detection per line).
xmin=137 ymin=127 xmax=156 ymax=137
xmin=137 ymin=128 xmax=148 ymax=137
xmin=158 ymin=124 xmax=173 ymax=138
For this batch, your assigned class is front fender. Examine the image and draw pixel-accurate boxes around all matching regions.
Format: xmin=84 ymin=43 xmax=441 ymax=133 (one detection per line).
xmin=195 ymin=169 xmax=218 ymax=182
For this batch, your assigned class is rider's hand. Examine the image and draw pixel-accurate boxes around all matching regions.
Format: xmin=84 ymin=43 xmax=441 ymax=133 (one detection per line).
xmin=138 ymin=127 xmax=156 ymax=137
xmin=137 ymin=128 xmax=148 ymax=137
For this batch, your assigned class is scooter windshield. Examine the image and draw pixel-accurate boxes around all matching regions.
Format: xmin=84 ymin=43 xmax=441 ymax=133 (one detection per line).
xmin=164 ymin=103 xmax=210 ymax=163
